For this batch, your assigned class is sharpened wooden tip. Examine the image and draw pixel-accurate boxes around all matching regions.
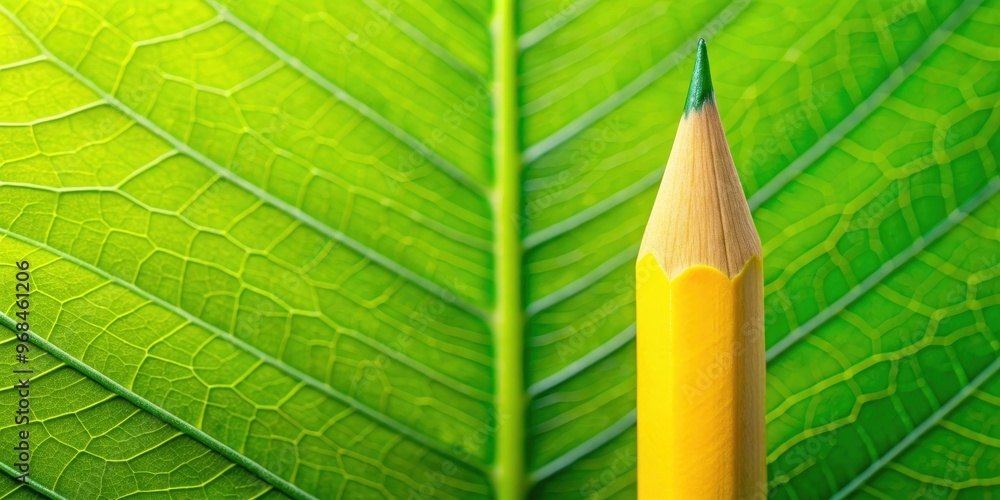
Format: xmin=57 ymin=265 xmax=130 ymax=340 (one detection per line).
xmin=639 ymin=41 xmax=760 ymax=278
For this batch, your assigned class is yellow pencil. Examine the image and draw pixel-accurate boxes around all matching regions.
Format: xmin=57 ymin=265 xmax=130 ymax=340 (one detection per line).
xmin=636 ymin=39 xmax=765 ymax=498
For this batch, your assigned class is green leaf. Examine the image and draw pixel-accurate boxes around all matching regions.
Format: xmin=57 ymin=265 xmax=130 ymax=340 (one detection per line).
xmin=0 ymin=0 xmax=996 ymax=498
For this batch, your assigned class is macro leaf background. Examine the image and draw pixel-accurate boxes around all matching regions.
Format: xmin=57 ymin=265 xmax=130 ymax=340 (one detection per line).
xmin=0 ymin=0 xmax=996 ymax=498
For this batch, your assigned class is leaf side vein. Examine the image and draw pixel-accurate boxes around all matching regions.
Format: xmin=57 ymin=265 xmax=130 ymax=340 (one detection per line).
xmin=0 ymin=6 xmax=488 ymax=320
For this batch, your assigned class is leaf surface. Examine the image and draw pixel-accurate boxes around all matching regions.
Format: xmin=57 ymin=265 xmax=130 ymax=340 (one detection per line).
xmin=0 ymin=0 xmax=996 ymax=498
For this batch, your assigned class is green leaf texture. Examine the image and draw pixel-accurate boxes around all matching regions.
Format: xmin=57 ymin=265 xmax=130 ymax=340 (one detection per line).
xmin=0 ymin=0 xmax=996 ymax=498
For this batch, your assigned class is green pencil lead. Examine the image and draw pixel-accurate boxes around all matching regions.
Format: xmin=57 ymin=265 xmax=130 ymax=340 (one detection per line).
xmin=684 ymin=38 xmax=714 ymax=116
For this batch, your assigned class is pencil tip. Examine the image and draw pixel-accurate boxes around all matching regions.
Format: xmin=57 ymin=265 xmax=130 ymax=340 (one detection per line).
xmin=684 ymin=38 xmax=714 ymax=116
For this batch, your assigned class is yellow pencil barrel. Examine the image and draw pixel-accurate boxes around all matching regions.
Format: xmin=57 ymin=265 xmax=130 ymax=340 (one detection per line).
xmin=636 ymin=255 xmax=765 ymax=498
